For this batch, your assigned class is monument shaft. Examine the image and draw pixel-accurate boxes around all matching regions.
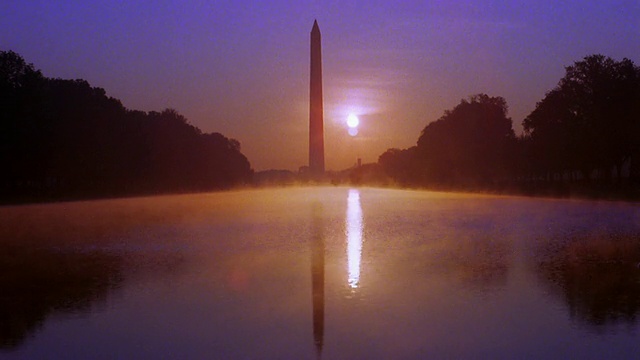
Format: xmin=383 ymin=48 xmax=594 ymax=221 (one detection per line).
xmin=309 ymin=20 xmax=325 ymax=176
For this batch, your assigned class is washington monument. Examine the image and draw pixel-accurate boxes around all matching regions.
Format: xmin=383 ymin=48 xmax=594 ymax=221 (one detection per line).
xmin=309 ymin=20 xmax=325 ymax=176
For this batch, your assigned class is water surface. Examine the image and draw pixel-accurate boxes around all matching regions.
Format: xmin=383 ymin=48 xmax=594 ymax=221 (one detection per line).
xmin=1 ymin=187 xmax=639 ymax=359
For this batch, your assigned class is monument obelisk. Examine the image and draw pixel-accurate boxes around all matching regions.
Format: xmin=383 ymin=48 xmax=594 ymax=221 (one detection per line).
xmin=309 ymin=20 xmax=325 ymax=177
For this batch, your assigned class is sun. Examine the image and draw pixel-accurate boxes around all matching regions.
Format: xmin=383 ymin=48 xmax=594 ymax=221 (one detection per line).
xmin=347 ymin=114 xmax=359 ymax=128
xmin=346 ymin=114 xmax=359 ymax=137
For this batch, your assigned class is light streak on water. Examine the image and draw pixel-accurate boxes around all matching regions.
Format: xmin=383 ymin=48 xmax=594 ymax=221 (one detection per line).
xmin=347 ymin=189 xmax=363 ymax=288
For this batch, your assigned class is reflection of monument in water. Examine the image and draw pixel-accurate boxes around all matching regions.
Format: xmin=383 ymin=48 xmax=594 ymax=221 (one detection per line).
xmin=309 ymin=20 xmax=325 ymax=177
xmin=311 ymin=203 xmax=325 ymax=357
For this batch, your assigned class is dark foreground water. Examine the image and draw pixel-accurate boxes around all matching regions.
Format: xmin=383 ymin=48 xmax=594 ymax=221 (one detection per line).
xmin=1 ymin=187 xmax=640 ymax=359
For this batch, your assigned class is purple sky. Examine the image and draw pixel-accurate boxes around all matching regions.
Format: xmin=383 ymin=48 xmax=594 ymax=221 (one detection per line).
xmin=2 ymin=0 xmax=639 ymax=171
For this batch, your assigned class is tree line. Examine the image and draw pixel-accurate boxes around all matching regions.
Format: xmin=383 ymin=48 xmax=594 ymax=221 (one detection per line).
xmin=378 ymin=54 xmax=640 ymax=196
xmin=0 ymin=50 xmax=252 ymax=202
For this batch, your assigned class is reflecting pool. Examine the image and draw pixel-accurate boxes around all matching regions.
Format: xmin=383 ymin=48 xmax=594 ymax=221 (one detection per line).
xmin=1 ymin=187 xmax=639 ymax=358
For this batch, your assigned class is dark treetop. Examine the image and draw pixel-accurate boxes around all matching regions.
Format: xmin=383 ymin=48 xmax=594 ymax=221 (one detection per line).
xmin=0 ymin=50 xmax=253 ymax=203
xmin=378 ymin=55 xmax=640 ymax=199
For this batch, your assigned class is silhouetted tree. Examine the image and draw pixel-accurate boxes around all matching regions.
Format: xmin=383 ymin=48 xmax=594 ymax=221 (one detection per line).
xmin=0 ymin=50 xmax=253 ymax=202
xmin=377 ymin=94 xmax=517 ymax=188
xmin=0 ymin=51 xmax=47 ymax=191
xmin=378 ymin=147 xmax=419 ymax=186
xmin=522 ymin=89 xmax=575 ymax=182
xmin=523 ymin=55 xmax=640 ymax=183
xmin=377 ymin=55 xmax=639 ymax=197
xmin=415 ymin=94 xmax=516 ymax=186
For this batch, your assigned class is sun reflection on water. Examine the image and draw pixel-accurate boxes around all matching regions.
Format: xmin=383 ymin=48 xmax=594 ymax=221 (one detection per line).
xmin=347 ymin=189 xmax=363 ymax=288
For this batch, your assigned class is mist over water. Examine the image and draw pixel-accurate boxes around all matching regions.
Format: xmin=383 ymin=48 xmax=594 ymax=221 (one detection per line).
xmin=1 ymin=187 xmax=639 ymax=358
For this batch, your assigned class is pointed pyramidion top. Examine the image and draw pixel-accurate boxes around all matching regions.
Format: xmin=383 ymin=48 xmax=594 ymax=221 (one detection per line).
xmin=312 ymin=19 xmax=320 ymax=33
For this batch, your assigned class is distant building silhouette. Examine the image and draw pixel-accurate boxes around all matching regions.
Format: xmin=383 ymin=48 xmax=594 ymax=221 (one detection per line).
xmin=309 ymin=20 xmax=325 ymax=177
